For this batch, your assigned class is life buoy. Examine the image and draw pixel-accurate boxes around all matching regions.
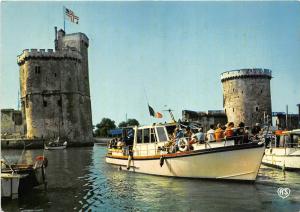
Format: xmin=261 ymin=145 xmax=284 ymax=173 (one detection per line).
xmin=178 ymin=138 xmax=188 ymax=152
xmin=35 ymin=156 xmax=48 ymax=168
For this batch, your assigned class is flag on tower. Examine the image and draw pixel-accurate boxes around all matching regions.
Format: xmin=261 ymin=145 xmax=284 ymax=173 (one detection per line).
xmin=64 ymin=7 xmax=79 ymax=24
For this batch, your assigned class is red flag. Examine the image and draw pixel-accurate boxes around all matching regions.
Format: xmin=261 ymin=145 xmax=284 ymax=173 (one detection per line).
xmin=155 ymin=112 xmax=163 ymax=118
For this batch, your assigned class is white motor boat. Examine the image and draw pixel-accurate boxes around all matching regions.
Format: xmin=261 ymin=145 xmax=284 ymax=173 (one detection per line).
xmin=262 ymin=129 xmax=300 ymax=170
xmin=45 ymin=137 xmax=67 ymax=150
xmin=106 ymin=123 xmax=265 ymax=182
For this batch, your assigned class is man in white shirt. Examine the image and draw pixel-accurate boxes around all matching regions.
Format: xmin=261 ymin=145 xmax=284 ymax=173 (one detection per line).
xmin=206 ymin=125 xmax=215 ymax=142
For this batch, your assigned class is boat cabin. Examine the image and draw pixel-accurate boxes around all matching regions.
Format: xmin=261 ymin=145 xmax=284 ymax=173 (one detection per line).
xmin=270 ymin=129 xmax=300 ymax=148
xmin=133 ymin=123 xmax=176 ymax=156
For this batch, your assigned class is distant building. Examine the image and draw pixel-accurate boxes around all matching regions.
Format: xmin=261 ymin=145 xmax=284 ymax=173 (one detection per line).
xmin=273 ymin=112 xmax=299 ymax=130
xmin=221 ymin=69 xmax=272 ymax=127
xmin=17 ymin=27 xmax=93 ymax=143
xmin=1 ymin=109 xmax=25 ymax=138
xmin=182 ymin=110 xmax=227 ymax=131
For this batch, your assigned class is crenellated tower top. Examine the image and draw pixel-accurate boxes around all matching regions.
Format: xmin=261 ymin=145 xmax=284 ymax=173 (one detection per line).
xmin=220 ymin=68 xmax=272 ymax=82
xmin=17 ymin=48 xmax=82 ymax=65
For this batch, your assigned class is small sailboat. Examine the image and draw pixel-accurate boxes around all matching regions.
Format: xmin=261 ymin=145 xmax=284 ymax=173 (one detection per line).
xmin=45 ymin=137 xmax=67 ymax=150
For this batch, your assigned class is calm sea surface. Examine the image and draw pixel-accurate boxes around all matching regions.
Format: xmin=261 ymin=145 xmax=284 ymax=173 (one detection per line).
xmin=1 ymin=145 xmax=300 ymax=211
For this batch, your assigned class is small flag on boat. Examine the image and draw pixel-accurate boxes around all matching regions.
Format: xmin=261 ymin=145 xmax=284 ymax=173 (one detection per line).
xmin=148 ymin=105 xmax=155 ymax=117
xmin=148 ymin=105 xmax=163 ymax=118
xmin=64 ymin=7 xmax=79 ymax=24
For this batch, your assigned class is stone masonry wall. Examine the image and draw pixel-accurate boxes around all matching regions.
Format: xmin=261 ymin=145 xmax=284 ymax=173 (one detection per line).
xmin=18 ymin=34 xmax=93 ymax=143
xmin=1 ymin=109 xmax=24 ymax=137
xmin=221 ymin=69 xmax=272 ymax=127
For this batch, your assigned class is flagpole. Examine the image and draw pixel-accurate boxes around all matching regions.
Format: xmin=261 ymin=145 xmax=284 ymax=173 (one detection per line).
xmin=63 ymin=6 xmax=65 ymax=32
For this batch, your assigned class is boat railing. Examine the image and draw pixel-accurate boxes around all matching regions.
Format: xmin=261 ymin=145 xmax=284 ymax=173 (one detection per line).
xmin=108 ymin=134 xmax=261 ymax=157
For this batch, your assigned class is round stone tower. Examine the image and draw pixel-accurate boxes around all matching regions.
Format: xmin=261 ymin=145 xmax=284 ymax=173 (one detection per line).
xmin=17 ymin=29 xmax=93 ymax=144
xmin=220 ymin=68 xmax=272 ymax=127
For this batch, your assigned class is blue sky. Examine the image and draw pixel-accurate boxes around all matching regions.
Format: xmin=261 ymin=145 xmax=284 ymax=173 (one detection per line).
xmin=1 ymin=1 xmax=300 ymax=126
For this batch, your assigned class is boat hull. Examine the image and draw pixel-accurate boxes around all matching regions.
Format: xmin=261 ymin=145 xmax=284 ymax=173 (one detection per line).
xmin=45 ymin=145 xmax=66 ymax=150
xmin=106 ymin=143 xmax=265 ymax=181
xmin=262 ymin=148 xmax=300 ymax=170
xmin=1 ymin=174 xmax=21 ymax=199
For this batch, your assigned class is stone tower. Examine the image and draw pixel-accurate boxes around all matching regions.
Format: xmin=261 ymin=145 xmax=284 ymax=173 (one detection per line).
xmin=17 ymin=28 xmax=93 ymax=144
xmin=220 ymin=69 xmax=272 ymax=127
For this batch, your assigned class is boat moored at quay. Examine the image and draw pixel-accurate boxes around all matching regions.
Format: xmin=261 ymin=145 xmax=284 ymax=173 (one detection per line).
xmin=262 ymin=129 xmax=300 ymax=170
xmin=106 ymin=123 xmax=265 ymax=182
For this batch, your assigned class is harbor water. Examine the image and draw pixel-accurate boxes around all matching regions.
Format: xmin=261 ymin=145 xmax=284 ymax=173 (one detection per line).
xmin=1 ymin=145 xmax=300 ymax=211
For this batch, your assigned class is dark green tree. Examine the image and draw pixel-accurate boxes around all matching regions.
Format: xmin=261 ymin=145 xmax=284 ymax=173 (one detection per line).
xmin=94 ymin=118 xmax=116 ymax=137
xmin=127 ymin=119 xmax=139 ymax=126
xmin=118 ymin=119 xmax=140 ymax=128
xmin=118 ymin=121 xmax=127 ymax=128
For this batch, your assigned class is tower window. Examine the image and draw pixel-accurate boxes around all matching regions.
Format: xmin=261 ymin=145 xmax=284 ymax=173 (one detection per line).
xmin=25 ymin=96 xmax=29 ymax=108
xmin=54 ymin=73 xmax=57 ymax=77
xmin=35 ymin=66 xmax=41 ymax=74
xmin=260 ymin=89 xmax=263 ymax=94
xmin=233 ymin=108 xmax=234 ymax=112
xmin=57 ymin=99 xmax=62 ymax=107
xmin=43 ymin=100 xmax=47 ymax=107
xmin=256 ymin=106 xmax=259 ymax=112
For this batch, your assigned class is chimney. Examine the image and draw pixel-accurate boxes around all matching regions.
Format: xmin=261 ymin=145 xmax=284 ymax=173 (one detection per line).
xmin=54 ymin=26 xmax=58 ymax=51
xmin=297 ymin=104 xmax=300 ymax=128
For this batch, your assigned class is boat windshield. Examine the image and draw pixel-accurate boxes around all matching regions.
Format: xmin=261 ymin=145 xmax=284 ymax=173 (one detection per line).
xmin=156 ymin=126 xmax=168 ymax=142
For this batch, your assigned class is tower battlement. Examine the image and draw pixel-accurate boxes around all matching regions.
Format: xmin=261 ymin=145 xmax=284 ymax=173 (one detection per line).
xmin=17 ymin=48 xmax=82 ymax=65
xmin=221 ymin=68 xmax=272 ymax=82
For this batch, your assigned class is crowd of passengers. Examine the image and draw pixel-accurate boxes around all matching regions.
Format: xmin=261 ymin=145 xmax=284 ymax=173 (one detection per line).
xmin=166 ymin=122 xmax=263 ymax=151
xmin=108 ymin=129 xmax=134 ymax=149
xmin=108 ymin=122 xmax=263 ymax=151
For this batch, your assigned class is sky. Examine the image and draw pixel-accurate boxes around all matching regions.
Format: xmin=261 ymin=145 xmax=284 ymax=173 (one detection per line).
xmin=1 ymin=1 xmax=300 ymax=126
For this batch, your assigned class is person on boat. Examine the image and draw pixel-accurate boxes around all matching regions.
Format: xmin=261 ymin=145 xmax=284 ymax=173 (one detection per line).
xmin=173 ymin=127 xmax=184 ymax=151
xmin=184 ymin=127 xmax=193 ymax=140
xmin=206 ymin=125 xmax=215 ymax=142
xmin=117 ymin=139 xmax=125 ymax=149
xmin=251 ymin=123 xmax=261 ymax=138
xmin=214 ymin=123 xmax=224 ymax=142
xmin=190 ymin=127 xmax=205 ymax=144
xmin=236 ymin=122 xmax=247 ymax=144
xmin=224 ymin=122 xmax=234 ymax=140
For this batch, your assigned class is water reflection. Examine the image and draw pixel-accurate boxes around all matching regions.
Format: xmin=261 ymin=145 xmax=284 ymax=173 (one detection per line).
xmin=1 ymin=146 xmax=300 ymax=211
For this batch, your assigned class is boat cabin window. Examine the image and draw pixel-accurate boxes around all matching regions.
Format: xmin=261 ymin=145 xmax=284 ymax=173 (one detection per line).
xmin=143 ymin=129 xmax=150 ymax=143
xmin=137 ymin=129 xmax=143 ymax=143
xmin=156 ymin=127 xmax=168 ymax=142
xmin=150 ymin=128 xmax=157 ymax=143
